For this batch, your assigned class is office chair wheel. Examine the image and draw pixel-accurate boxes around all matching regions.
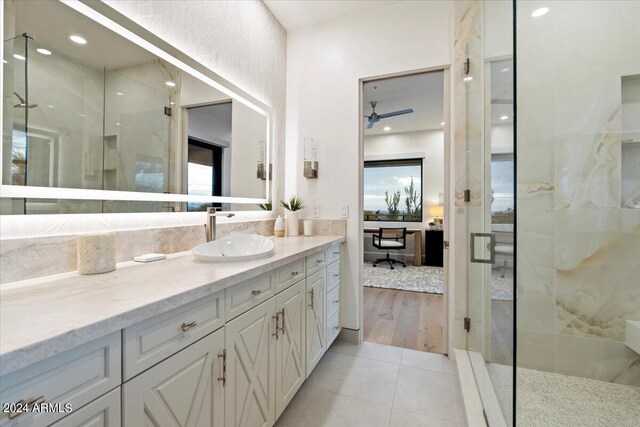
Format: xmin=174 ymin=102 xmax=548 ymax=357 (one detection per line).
xmin=390 ymin=266 xmax=394 ymax=270
xmin=402 ymin=264 xmax=406 ymax=268
xmin=373 ymin=264 xmax=377 ymax=267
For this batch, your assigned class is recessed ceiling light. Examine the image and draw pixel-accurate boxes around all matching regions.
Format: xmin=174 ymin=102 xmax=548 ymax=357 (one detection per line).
xmin=47 ymin=105 xmax=54 ymax=109
xmin=383 ymin=126 xmax=391 ymax=131
xmin=69 ymin=35 xmax=87 ymax=45
xmin=500 ymin=67 xmax=510 ymax=73
xmin=463 ymin=75 xmax=473 ymax=82
xmin=2 ymin=59 xmax=7 ymax=64
xmin=500 ymin=115 xmax=509 ymax=120
xmin=165 ymin=81 xmax=176 ymax=87
xmin=441 ymin=122 xmax=445 ymax=126
xmin=79 ymin=113 xmax=85 ymax=117
xmin=13 ymin=54 xmax=25 ymax=61
xmin=36 ymin=48 xmax=52 ymax=56
xmin=116 ymin=122 xmax=121 ymax=126
xmin=170 ymin=101 xmax=175 ymax=105
xmin=116 ymin=92 xmax=124 ymax=96
xmin=532 ymin=7 xmax=549 ymax=17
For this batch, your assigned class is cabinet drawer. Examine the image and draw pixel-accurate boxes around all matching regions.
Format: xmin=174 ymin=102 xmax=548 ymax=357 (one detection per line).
xmin=0 ymin=332 xmax=121 ymax=427
xmin=276 ymin=259 xmax=305 ymax=293
xmin=225 ymin=273 xmax=275 ymax=320
xmin=325 ymin=246 xmax=341 ymax=264
xmin=327 ymin=311 xmax=341 ymax=346
xmin=326 ymin=260 xmax=340 ymax=291
xmin=50 ymin=388 xmax=120 ymax=427
xmin=327 ymin=285 xmax=340 ymax=320
xmin=306 ymin=251 xmax=326 ymax=275
xmin=123 ymin=291 xmax=224 ymax=380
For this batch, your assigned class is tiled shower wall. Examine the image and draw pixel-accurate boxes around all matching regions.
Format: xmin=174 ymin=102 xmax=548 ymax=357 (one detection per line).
xmin=516 ymin=0 xmax=640 ymax=385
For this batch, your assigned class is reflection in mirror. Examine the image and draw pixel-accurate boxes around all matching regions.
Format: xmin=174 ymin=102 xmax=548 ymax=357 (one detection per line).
xmin=1 ymin=0 xmax=270 ymax=214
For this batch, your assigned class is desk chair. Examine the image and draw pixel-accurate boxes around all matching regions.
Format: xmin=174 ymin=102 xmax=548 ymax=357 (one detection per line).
xmin=372 ymin=227 xmax=407 ymax=270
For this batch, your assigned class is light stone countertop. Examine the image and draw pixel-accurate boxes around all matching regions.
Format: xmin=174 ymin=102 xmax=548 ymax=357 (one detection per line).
xmin=0 ymin=235 xmax=344 ymax=376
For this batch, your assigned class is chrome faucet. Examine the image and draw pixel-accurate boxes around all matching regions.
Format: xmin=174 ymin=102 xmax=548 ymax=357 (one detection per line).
xmin=206 ymin=207 xmax=235 ymax=242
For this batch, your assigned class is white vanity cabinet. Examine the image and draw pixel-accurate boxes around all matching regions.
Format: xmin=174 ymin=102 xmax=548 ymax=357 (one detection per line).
xmin=0 ymin=243 xmax=342 ymax=427
xmin=305 ymin=269 xmax=326 ymax=376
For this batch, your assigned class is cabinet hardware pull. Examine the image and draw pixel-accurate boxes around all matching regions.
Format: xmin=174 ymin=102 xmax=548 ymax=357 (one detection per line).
xmin=333 ymin=273 xmax=340 ymax=278
xmin=334 ymin=326 xmax=340 ymax=330
xmin=272 ymin=312 xmax=280 ymax=340
xmin=181 ymin=321 xmax=197 ymax=332
xmin=316 ymin=259 xmax=323 ymax=264
xmin=6 ymin=396 xmax=46 ymax=420
xmin=308 ymin=289 xmax=315 ymax=310
xmin=333 ymin=299 xmax=339 ymax=304
xmin=333 ymin=251 xmax=340 ymax=255
xmin=279 ymin=308 xmax=286 ymax=335
xmin=217 ymin=350 xmax=227 ymax=387
xmin=290 ymin=271 xmax=299 ymax=276
xmin=251 ymin=289 xmax=263 ymax=296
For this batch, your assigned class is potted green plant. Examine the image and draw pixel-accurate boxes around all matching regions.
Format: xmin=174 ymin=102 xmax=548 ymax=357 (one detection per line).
xmin=280 ymin=196 xmax=305 ymax=236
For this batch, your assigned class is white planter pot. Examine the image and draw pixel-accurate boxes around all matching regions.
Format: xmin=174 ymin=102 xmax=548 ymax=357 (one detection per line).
xmin=287 ymin=211 xmax=299 ymax=236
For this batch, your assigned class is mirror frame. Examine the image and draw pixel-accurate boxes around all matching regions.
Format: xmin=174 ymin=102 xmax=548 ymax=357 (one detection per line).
xmin=0 ymin=0 xmax=272 ymax=207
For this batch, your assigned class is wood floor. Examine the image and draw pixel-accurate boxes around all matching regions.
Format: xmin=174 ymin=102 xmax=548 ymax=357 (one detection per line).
xmin=363 ymin=287 xmax=444 ymax=354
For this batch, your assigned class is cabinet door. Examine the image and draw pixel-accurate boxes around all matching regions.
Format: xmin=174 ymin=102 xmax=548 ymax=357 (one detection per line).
xmin=51 ymin=388 xmax=120 ymax=427
xmin=123 ymin=329 xmax=225 ymax=427
xmin=305 ymin=269 xmax=326 ymax=376
xmin=225 ymin=299 xmax=276 ymax=427
xmin=275 ymin=281 xmax=306 ymax=418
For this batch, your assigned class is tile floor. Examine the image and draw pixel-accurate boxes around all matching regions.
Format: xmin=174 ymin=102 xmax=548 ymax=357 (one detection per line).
xmin=276 ymin=341 xmax=467 ymax=427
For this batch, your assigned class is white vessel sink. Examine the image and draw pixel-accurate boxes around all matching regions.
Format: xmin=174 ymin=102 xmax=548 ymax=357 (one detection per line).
xmin=192 ymin=234 xmax=275 ymax=262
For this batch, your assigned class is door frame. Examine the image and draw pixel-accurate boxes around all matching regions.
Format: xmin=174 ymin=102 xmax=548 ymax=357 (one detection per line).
xmin=357 ymin=65 xmax=453 ymax=355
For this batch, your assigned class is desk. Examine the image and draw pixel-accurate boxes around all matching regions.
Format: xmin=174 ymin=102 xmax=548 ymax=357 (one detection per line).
xmin=364 ymin=228 xmax=422 ymax=266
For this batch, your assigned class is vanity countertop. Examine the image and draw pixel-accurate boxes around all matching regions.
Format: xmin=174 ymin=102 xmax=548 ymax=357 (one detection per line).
xmin=0 ymin=235 xmax=345 ymax=376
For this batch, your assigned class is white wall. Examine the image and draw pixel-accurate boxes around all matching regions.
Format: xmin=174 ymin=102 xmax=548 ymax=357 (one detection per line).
xmin=285 ymin=1 xmax=452 ymax=331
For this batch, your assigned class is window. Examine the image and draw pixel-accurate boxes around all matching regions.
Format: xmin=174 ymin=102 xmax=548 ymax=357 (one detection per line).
xmin=491 ymin=153 xmax=514 ymax=223
xmin=187 ymin=138 xmax=223 ymax=211
xmin=363 ymin=158 xmax=423 ymax=222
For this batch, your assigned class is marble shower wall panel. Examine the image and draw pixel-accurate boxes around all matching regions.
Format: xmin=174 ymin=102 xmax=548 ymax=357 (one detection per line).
xmin=517 ymin=0 xmax=640 ymax=385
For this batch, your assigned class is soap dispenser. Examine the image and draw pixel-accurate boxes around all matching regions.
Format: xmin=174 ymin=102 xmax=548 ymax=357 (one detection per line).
xmin=274 ymin=215 xmax=285 ymax=237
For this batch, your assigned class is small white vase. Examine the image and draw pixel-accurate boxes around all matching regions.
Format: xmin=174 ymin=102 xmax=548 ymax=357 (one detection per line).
xmin=287 ymin=211 xmax=299 ymax=236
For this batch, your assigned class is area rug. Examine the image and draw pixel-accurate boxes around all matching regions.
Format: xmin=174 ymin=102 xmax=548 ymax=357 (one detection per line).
xmin=363 ymin=261 xmax=513 ymax=300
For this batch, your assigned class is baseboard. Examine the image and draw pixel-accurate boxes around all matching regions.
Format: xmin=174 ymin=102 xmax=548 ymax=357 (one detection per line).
xmin=337 ymin=328 xmax=360 ymax=344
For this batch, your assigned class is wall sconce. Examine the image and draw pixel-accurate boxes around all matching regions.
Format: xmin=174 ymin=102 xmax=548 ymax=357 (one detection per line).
xmin=256 ymin=140 xmax=271 ymax=180
xmin=303 ymin=137 xmax=318 ymax=179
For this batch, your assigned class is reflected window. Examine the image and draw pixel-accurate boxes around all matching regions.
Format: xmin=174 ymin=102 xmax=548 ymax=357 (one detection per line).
xmin=491 ymin=153 xmax=514 ymax=223
xmin=187 ymin=139 xmax=222 ymax=212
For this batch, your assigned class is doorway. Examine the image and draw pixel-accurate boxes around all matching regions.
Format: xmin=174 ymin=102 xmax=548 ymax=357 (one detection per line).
xmin=359 ymin=68 xmax=450 ymax=355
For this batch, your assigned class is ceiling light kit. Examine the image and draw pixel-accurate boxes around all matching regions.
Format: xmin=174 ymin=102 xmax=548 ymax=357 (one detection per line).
xmin=69 ymin=34 xmax=87 ymax=44
xmin=532 ymin=7 xmax=549 ymax=18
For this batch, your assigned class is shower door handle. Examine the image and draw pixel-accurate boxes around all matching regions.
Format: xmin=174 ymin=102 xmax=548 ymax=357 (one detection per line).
xmin=470 ymin=233 xmax=496 ymax=264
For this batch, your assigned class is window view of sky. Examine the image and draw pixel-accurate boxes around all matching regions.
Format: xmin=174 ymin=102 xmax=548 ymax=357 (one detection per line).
xmin=364 ymin=164 xmax=421 ymax=213
xmin=187 ymin=162 xmax=212 ymax=196
xmin=491 ymin=159 xmax=514 ymax=213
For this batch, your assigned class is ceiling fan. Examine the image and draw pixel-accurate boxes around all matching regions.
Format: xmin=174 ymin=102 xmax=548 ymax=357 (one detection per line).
xmin=364 ymin=101 xmax=414 ymax=129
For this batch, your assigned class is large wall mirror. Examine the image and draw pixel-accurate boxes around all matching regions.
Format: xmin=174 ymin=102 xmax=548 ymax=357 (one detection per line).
xmin=1 ymin=0 xmax=272 ymax=214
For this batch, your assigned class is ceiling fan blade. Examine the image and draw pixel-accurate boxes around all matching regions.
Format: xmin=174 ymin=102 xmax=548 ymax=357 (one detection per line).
xmin=366 ymin=120 xmax=376 ymax=129
xmin=378 ymin=108 xmax=414 ymax=119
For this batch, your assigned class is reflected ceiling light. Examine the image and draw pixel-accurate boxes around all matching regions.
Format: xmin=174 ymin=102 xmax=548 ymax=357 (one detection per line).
xmin=13 ymin=54 xmax=25 ymax=61
xmin=532 ymin=7 xmax=549 ymax=17
xmin=48 ymin=105 xmax=55 ymax=109
xmin=383 ymin=126 xmax=391 ymax=131
xmin=500 ymin=115 xmax=509 ymax=120
xmin=116 ymin=122 xmax=121 ymax=126
xmin=116 ymin=91 xmax=124 ymax=96
xmin=79 ymin=113 xmax=85 ymax=117
xmin=170 ymin=101 xmax=175 ymax=105
xmin=69 ymin=35 xmax=87 ymax=45
xmin=2 ymin=59 xmax=7 ymax=64
xmin=500 ymin=67 xmax=510 ymax=73
xmin=165 ymin=81 xmax=176 ymax=87
xmin=463 ymin=75 xmax=473 ymax=82
xmin=441 ymin=122 xmax=445 ymax=126
xmin=37 ymin=48 xmax=52 ymax=55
